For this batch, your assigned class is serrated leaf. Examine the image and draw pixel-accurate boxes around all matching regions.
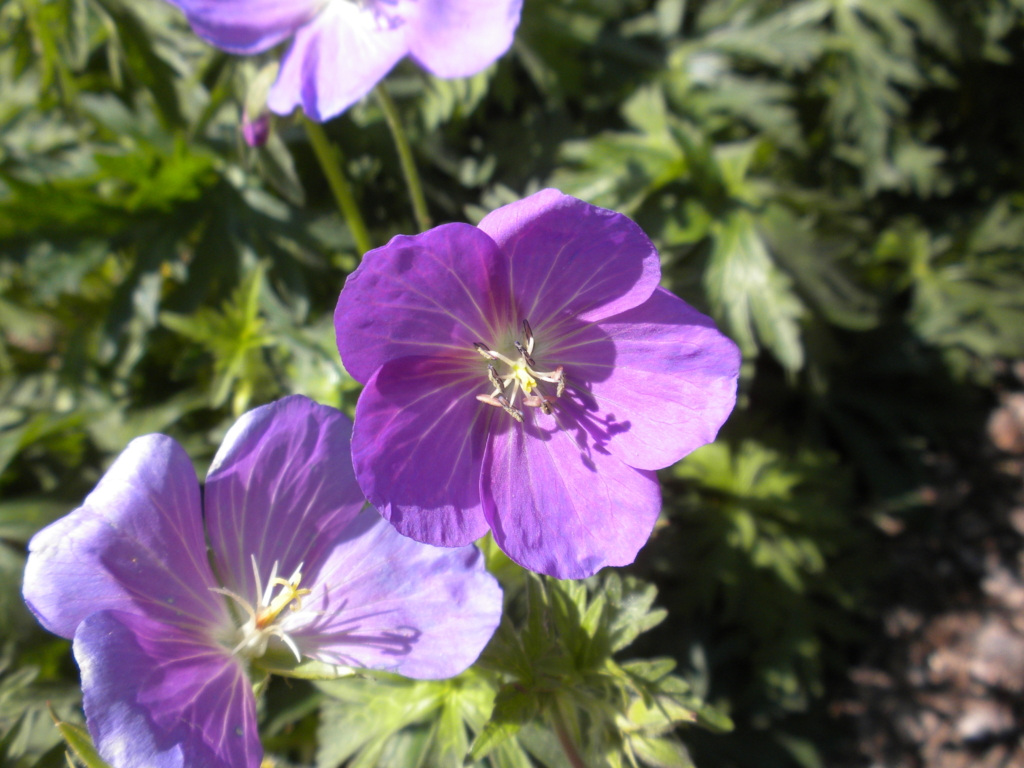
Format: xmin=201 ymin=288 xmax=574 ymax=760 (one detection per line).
xmin=88 ymin=0 xmax=184 ymax=129
xmin=759 ymin=205 xmax=879 ymax=331
xmin=316 ymin=676 xmax=445 ymax=768
xmin=608 ymin=578 xmax=664 ymax=653
xmin=433 ymin=696 xmax=469 ymax=768
xmin=470 ymin=687 xmax=537 ymax=761
xmin=621 ymin=658 xmax=677 ymax=684
xmin=421 ymin=68 xmax=494 ymax=132
xmin=470 ymin=720 xmax=524 ymax=763
xmin=705 ymin=209 xmax=805 ymax=372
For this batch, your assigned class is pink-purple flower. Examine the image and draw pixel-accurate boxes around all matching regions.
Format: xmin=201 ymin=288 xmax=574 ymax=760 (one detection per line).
xmin=22 ymin=395 xmax=502 ymax=768
xmin=166 ymin=0 xmax=523 ymax=122
xmin=334 ymin=189 xmax=742 ymax=579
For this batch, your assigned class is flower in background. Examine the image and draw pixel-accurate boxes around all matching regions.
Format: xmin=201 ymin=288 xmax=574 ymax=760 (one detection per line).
xmin=335 ymin=189 xmax=742 ymax=579
xmin=166 ymin=0 xmax=523 ymax=122
xmin=241 ymin=109 xmax=270 ymax=146
xmin=22 ymin=395 xmax=501 ymax=768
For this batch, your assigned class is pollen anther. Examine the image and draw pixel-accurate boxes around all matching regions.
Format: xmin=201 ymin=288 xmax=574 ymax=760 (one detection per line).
xmin=473 ymin=320 xmax=568 ymax=421
xmin=211 ymin=556 xmax=311 ymax=663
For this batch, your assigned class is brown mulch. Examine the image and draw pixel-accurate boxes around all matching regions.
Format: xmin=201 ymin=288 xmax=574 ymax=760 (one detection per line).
xmin=835 ymin=369 xmax=1024 ymax=768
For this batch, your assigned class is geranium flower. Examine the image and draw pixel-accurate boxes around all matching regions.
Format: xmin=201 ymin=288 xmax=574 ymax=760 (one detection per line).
xmin=22 ymin=395 xmax=502 ymax=768
xmin=334 ymin=189 xmax=741 ymax=579
xmin=165 ymin=0 xmax=523 ymax=121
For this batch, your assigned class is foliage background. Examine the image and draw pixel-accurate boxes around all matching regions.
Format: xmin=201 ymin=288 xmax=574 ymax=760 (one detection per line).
xmin=2 ymin=0 xmax=1024 ymax=765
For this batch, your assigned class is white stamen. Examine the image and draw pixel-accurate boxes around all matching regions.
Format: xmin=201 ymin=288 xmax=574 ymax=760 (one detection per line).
xmin=211 ymin=557 xmax=310 ymax=663
xmin=262 ymin=561 xmax=278 ymax=606
xmin=250 ymin=555 xmax=263 ymax=607
xmin=474 ymin=322 xmax=567 ymax=420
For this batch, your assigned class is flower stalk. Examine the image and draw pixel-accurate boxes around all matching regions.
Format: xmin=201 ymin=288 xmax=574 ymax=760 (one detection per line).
xmin=550 ymin=700 xmax=589 ymax=768
xmin=375 ymin=84 xmax=432 ymax=232
xmin=302 ymin=115 xmax=373 ymax=256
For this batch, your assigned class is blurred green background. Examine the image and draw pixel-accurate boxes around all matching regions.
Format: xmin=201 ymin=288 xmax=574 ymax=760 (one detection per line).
xmin=3 ymin=0 xmax=1024 ymax=766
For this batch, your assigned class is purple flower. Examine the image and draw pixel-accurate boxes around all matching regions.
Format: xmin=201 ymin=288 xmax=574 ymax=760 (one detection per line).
xmin=22 ymin=395 xmax=502 ymax=768
xmin=166 ymin=0 xmax=523 ymax=122
xmin=334 ymin=189 xmax=741 ymax=579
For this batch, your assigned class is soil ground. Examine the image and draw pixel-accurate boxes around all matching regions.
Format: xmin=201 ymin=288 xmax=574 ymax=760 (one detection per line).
xmin=835 ymin=368 xmax=1024 ymax=767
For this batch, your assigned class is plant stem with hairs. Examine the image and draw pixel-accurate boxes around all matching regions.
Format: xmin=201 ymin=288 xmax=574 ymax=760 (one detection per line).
xmin=375 ymin=83 xmax=431 ymax=232
xmin=303 ymin=116 xmax=373 ymax=256
xmin=550 ymin=700 xmax=588 ymax=768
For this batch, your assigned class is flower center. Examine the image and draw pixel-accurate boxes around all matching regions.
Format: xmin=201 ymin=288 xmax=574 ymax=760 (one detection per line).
xmin=211 ymin=556 xmax=310 ymax=663
xmin=474 ymin=320 xmax=567 ymax=421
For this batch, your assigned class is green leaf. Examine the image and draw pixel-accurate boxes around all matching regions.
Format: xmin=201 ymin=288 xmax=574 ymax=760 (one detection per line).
xmin=316 ymin=676 xmax=445 ymax=768
xmin=0 ymin=712 xmax=25 ymax=763
xmin=629 ymin=736 xmax=694 ymax=768
xmin=420 ymin=68 xmax=494 ymax=132
xmin=607 ymin=576 xmax=666 ymax=654
xmin=160 ymin=264 xmax=275 ymax=414
xmin=705 ymin=209 xmax=805 ymax=372
xmin=316 ymin=670 xmax=497 ymax=768
xmin=620 ymin=658 xmax=677 ymax=684
xmin=434 ymin=696 xmax=470 ymax=768
xmin=87 ymin=0 xmax=184 ymax=129
xmin=52 ymin=718 xmax=110 ymax=768
xmin=27 ymin=742 xmax=68 ymax=768
xmin=692 ymin=702 xmax=733 ymax=734
xmin=470 ymin=687 xmax=537 ymax=761
xmin=0 ymin=499 xmax=70 ymax=543
xmin=759 ymin=205 xmax=879 ymax=331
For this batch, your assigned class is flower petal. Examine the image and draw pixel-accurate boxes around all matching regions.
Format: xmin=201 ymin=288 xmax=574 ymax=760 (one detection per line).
xmin=351 ymin=356 xmax=491 ymax=547
xmin=22 ymin=435 xmax=226 ymax=640
xmin=205 ymin=395 xmax=367 ymax=607
xmin=550 ymin=287 xmax=741 ymax=470
xmin=267 ymin=0 xmax=409 ymax=121
xmin=336 ymin=223 xmax=513 ymax=384
xmin=480 ymin=405 xmax=661 ymax=579
xmin=477 ymin=189 xmax=662 ymax=328
xmin=166 ymin=0 xmax=325 ymax=55
xmin=284 ymin=509 xmax=501 ymax=679
xmin=75 ymin=611 xmax=259 ymax=768
xmin=406 ymin=0 xmax=523 ymax=78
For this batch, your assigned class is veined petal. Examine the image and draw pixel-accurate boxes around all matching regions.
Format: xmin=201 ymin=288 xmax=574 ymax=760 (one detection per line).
xmin=166 ymin=0 xmax=326 ymax=55
xmin=477 ymin=189 xmax=662 ymax=328
xmin=550 ymin=288 xmax=741 ymax=470
xmin=351 ymin=355 xmax=491 ymax=548
xmin=267 ymin=0 xmax=409 ymax=121
xmin=205 ymin=396 xmax=366 ymax=607
xmin=480 ymin=405 xmax=662 ymax=579
xmin=336 ymin=223 xmax=513 ymax=384
xmin=22 ymin=435 xmax=226 ymax=640
xmin=284 ymin=509 xmax=501 ymax=679
xmin=75 ymin=611 xmax=259 ymax=768
xmin=406 ymin=0 xmax=523 ymax=78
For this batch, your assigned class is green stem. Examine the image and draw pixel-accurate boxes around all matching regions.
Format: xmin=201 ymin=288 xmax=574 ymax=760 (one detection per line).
xmin=375 ymin=84 xmax=432 ymax=232
xmin=550 ymin=701 xmax=588 ymax=768
xmin=302 ymin=116 xmax=373 ymax=256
